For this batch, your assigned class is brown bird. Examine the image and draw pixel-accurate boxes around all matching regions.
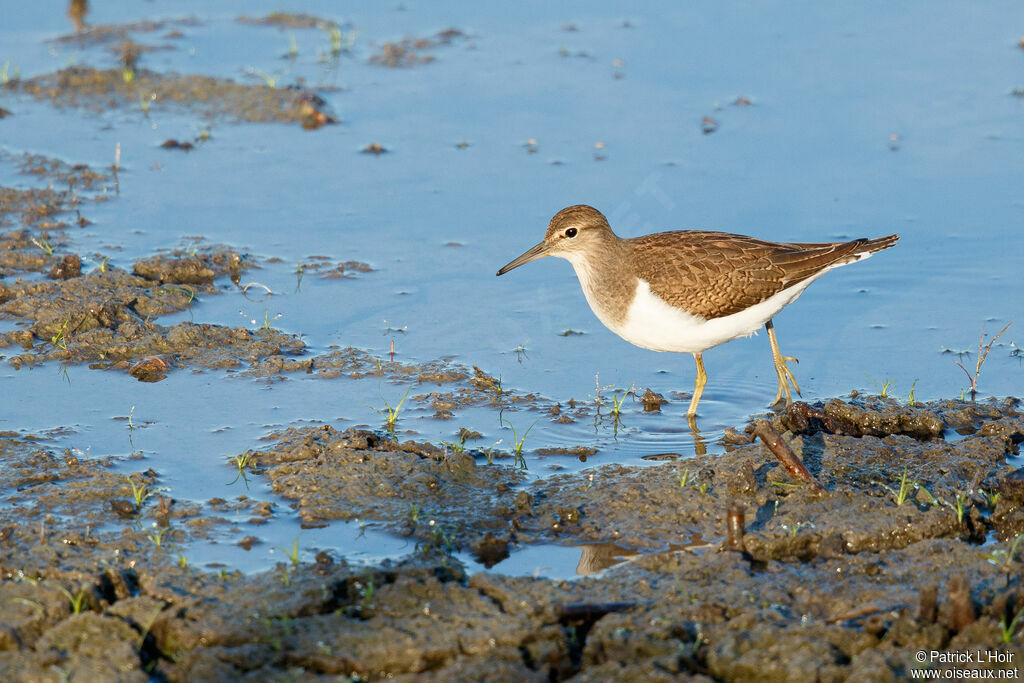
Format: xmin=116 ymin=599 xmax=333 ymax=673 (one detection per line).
xmin=497 ymin=205 xmax=898 ymax=419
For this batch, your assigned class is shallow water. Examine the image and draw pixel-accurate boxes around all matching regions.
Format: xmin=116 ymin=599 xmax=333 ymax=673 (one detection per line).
xmin=2 ymin=1 xmax=1022 ymax=576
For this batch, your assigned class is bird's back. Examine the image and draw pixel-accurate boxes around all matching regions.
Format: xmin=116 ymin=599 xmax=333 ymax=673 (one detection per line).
xmin=629 ymin=230 xmax=899 ymax=320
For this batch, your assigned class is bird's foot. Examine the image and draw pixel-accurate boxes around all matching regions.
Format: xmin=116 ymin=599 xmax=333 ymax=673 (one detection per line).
xmin=770 ymin=355 xmax=801 ymax=407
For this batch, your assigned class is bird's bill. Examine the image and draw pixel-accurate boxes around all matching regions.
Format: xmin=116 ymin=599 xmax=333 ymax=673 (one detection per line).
xmin=496 ymin=241 xmax=549 ymax=276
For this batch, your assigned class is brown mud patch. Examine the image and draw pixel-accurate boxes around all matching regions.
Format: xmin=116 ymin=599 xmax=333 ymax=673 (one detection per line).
xmin=237 ymin=12 xmax=348 ymax=32
xmin=52 ymin=16 xmax=200 ymax=47
xmin=2 ymin=398 xmax=1021 ymax=680
xmin=0 ymin=220 xmax=310 ymax=375
xmin=8 ymin=66 xmax=335 ymax=127
xmin=369 ymin=29 xmax=469 ymax=68
xmin=0 ymin=152 xmax=110 ymax=243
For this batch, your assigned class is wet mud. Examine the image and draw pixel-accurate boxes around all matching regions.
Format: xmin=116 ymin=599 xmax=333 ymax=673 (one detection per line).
xmin=10 ymin=66 xmax=335 ymax=127
xmin=1 ymin=398 xmax=1022 ymax=680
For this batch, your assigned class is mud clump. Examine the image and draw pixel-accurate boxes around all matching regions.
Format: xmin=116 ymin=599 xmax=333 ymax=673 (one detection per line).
xmin=12 ymin=67 xmax=335 ymax=127
xmin=369 ymin=28 xmax=468 ymax=67
xmin=48 ymin=253 xmax=82 ymax=280
xmin=133 ymin=255 xmax=215 ymax=285
xmin=779 ymin=397 xmax=945 ymax=440
xmin=239 ymin=426 xmax=527 ymax=545
xmin=0 ymin=243 xmax=304 ymax=374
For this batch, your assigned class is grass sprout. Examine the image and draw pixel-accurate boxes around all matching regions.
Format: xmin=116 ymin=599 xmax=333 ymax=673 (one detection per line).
xmin=983 ymin=535 xmax=1023 ymax=571
xmin=499 ymin=413 xmax=535 ymax=470
xmin=864 ymin=373 xmax=895 ymax=398
xmin=1001 ymin=606 xmax=1024 ymax=643
xmin=126 ymin=475 xmax=150 ymax=510
xmin=369 ymin=386 xmax=412 ymax=432
xmin=229 ymin=453 xmax=251 ymax=487
xmin=276 ymin=534 xmax=302 ymax=568
xmin=55 ymin=584 xmax=89 ymax=614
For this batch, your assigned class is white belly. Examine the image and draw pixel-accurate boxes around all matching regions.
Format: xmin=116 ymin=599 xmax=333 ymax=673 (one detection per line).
xmin=584 ymin=274 xmax=837 ymax=354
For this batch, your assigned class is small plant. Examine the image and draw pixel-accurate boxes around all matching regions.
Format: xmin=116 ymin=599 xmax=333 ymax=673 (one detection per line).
xmin=894 ymin=466 xmax=913 ymax=506
xmin=50 ymin=316 xmax=71 ymax=350
xmin=679 ymin=468 xmax=690 ymax=488
xmin=12 ymin=597 xmax=43 ymax=615
xmin=287 ymin=32 xmax=299 ymax=59
xmin=121 ymin=67 xmax=134 ymax=83
xmin=89 ymin=255 xmax=111 ymax=273
xmin=55 ymin=584 xmax=89 ymax=614
xmin=978 ymin=488 xmax=1000 ymax=509
xmin=128 ymin=405 xmax=136 ymax=431
xmin=917 ymin=485 xmax=937 ymax=506
xmin=440 ymin=429 xmax=469 ymax=454
xmin=698 ymin=482 xmax=708 ymax=495
xmin=429 ymin=524 xmax=455 ymax=554
xmin=369 ymin=386 xmax=412 ymax=432
xmin=327 ymin=24 xmax=342 ymax=54
xmin=907 ymin=379 xmax=918 ymax=406
xmin=954 ymin=321 xmax=1013 ymax=400
xmin=228 ymin=453 xmax=252 ymax=488
xmin=864 ymin=373 xmax=895 ymax=398
xmin=407 ymin=503 xmax=420 ymax=525
xmin=983 ymin=535 xmax=1023 ymax=571
xmin=276 ymin=534 xmax=302 ymax=568
xmin=1 ymin=60 xmax=20 ymax=85
xmin=320 ymin=21 xmax=357 ymax=54
xmin=499 ymin=414 xmax=535 ymax=469
xmin=954 ymin=492 xmax=967 ymax=523
xmin=31 ymin=236 xmax=55 ymax=255
xmin=147 ymin=525 xmax=169 ymax=548
xmin=176 ymin=552 xmax=188 ymax=569
xmin=1001 ymin=605 xmax=1024 ymax=643
xmin=783 ymin=521 xmax=813 ymax=537
xmin=126 ymin=475 xmax=150 ymax=510
xmin=609 ymin=384 xmax=633 ymax=431
xmin=251 ymin=69 xmax=278 ymax=89
xmin=295 ymin=261 xmax=304 ymax=292
xmin=483 ymin=441 xmax=500 ymax=465
xmin=590 ymin=373 xmax=613 ymax=411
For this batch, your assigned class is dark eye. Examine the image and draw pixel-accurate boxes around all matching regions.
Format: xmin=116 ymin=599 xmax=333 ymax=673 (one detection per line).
xmin=565 ymin=228 xmax=578 ymax=238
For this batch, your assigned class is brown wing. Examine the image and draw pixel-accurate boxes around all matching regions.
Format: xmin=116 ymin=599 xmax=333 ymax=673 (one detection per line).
xmin=631 ymin=230 xmax=898 ymax=319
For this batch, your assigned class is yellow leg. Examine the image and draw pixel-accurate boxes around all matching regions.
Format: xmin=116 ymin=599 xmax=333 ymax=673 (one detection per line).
xmin=765 ymin=319 xmax=801 ymax=406
xmin=686 ymin=352 xmax=707 ymax=418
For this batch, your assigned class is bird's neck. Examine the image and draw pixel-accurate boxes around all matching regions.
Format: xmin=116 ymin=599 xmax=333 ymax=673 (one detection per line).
xmin=565 ymin=235 xmax=637 ymax=327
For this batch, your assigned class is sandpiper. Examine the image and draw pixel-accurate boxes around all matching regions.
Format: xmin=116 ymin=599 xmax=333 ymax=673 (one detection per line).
xmin=497 ymin=205 xmax=898 ymax=418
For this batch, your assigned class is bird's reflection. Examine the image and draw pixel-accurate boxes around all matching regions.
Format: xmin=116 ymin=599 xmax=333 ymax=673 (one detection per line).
xmin=575 ymin=532 xmax=710 ymax=576
xmin=68 ymin=0 xmax=88 ymax=32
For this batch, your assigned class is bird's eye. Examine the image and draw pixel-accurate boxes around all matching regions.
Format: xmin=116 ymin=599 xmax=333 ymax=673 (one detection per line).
xmin=564 ymin=228 xmax=578 ymax=238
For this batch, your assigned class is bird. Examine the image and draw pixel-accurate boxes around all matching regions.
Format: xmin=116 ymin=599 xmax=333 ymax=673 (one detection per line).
xmin=496 ymin=204 xmax=898 ymax=420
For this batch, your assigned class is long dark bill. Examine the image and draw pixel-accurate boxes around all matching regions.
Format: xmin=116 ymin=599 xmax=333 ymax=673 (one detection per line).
xmin=496 ymin=242 xmax=549 ymax=276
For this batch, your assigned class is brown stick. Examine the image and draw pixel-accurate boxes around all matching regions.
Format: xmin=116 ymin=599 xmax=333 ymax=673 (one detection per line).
xmin=752 ymin=420 xmax=825 ymax=493
xmin=726 ymin=503 xmax=745 ymax=551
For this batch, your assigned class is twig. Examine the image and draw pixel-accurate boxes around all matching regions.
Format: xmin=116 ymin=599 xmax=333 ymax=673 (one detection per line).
xmin=241 ymin=281 xmax=275 ymax=301
xmin=751 ymin=420 xmax=826 ymax=493
xmin=954 ymin=321 xmax=1013 ymax=399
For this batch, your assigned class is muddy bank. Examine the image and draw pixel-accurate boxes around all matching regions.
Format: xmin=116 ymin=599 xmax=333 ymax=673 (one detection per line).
xmin=1 ymin=397 xmax=1021 ymax=680
xmin=8 ymin=66 xmax=335 ymax=128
